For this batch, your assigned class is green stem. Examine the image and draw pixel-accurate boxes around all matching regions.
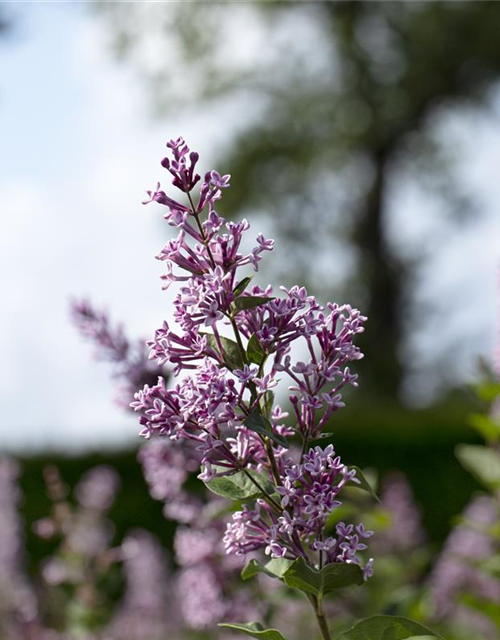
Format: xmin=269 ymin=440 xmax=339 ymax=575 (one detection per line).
xmin=230 ymin=316 xmax=248 ymax=366
xmin=307 ymin=594 xmax=332 ymax=640
xmin=300 ymin=432 xmax=310 ymax=463
xmin=241 ymin=468 xmax=282 ymax=514
xmin=187 ymin=193 xmax=217 ymax=269
xmin=264 ymin=438 xmax=283 ymax=487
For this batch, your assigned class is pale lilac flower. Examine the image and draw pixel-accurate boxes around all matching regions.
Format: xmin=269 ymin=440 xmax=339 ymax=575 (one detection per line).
xmin=375 ymin=471 xmax=425 ymax=554
xmin=75 ymin=465 xmax=120 ymax=511
xmin=177 ymin=564 xmax=226 ymax=629
xmin=106 ymin=529 xmax=176 ymax=640
xmin=0 ymin=459 xmax=39 ymax=635
xmin=224 ymin=446 xmax=372 ymax=577
xmin=428 ymin=495 xmax=500 ymax=638
xmin=71 ymin=299 xmax=167 ymax=408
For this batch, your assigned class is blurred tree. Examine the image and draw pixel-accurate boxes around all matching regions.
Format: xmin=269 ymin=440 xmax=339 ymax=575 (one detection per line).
xmin=97 ymin=1 xmax=500 ymax=400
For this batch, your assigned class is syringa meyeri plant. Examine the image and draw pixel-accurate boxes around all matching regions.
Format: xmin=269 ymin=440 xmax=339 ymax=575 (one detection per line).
xmin=131 ymin=138 xmax=441 ymax=640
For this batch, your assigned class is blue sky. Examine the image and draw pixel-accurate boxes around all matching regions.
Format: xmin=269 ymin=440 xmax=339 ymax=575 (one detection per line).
xmin=0 ymin=3 xmax=181 ymax=451
xmin=1 ymin=3 xmax=500 ymax=451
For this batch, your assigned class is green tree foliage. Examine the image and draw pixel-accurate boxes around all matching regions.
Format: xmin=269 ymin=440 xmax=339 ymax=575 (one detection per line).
xmin=97 ymin=1 xmax=500 ymax=399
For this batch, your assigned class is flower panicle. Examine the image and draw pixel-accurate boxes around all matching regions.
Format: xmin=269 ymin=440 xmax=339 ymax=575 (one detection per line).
xmin=134 ymin=138 xmax=372 ymax=578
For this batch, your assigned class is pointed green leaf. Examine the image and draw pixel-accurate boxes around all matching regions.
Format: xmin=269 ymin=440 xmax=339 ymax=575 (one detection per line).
xmin=455 ymin=444 xmax=500 ymax=491
xmin=244 ymin=408 xmax=289 ymax=448
xmin=219 ymin=622 xmax=288 ymax=640
xmin=205 ymin=469 xmax=274 ymax=501
xmin=241 ymin=558 xmax=293 ymax=581
xmin=235 ymin=296 xmax=274 ymax=311
xmin=202 ymin=333 xmax=244 ymax=370
xmin=282 ymin=558 xmax=364 ymax=597
xmin=233 ymin=276 xmax=254 ymax=297
xmin=337 ymin=615 xmax=441 ymax=640
xmin=247 ymin=333 xmax=266 ymax=365
xmin=469 ymin=413 xmax=500 ymax=443
xmin=348 ymin=466 xmax=380 ymax=503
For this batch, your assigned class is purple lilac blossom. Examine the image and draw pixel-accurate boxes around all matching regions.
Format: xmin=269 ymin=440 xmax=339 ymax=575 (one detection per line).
xmin=138 ymin=438 xmax=203 ymax=524
xmin=36 ymin=466 xmax=120 ymax=588
xmin=175 ymin=537 xmax=263 ymax=631
xmin=71 ymin=301 xmax=266 ymax=629
xmin=0 ymin=459 xmax=39 ymax=639
xmin=177 ymin=563 xmax=226 ymax=629
xmin=75 ymin=465 xmax=121 ymax=511
xmin=133 ymin=138 xmax=372 ymax=577
xmin=71 ymin=299 xmax=167 ymax=408
xmin=375 ymin=471 xmax=426 ymax=554
xmin=224 ymin=445 xmax=373 ymax=576
xmin=106 ymin=529 xmax=177 ymax=640
xmin=173 ymin=501 xmax=264 ymax=629
xmin=139 ymin=441 xmax=265 ymax=629
xmin=427 ymin=495 xmax=500 ymax=638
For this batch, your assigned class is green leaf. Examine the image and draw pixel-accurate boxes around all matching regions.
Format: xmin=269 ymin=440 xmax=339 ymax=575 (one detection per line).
xmin=475 ymin=381 xmax=500 ymax=403
xmin=235 ymin=296 xmax=274 ymax=311
xmin=233 ymin=276 xmax=254 ymax=297
xmin=469 ymin=413 xmax=500 ymax=443
xmin=348 ymin=466 xmax=380 ymax=502
xmin=219 ymin=622 xmax=288 ymax=640
xmin=337 ymin=615 xmax=441 ymax=640
xmin=205 ymin=469 xmax=274 ymax=501
xmin=264 ymin=390 xmax=275 ymax=415
xmin=282 ymin=558 xmax=364 ymax=597
xmin=455 ymin=444 xmax=500 ymax=491
xmin=244 ymin=408 xmax=289 ymax=448
xmin=202 ymin=333 xmax=244 ymax=370
xmin=241 ymin=558 xmax=293 ymax=581
xmin=247 ymin=333 xmax=266 ymax=365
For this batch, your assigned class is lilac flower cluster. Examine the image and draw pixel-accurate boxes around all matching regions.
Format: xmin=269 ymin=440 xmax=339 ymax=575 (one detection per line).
xmin=0 ymin=459 xmax=38 ymax=640
xmin=224 ymin=445 xmax=373 ymax=579
xmin=375 ymin=471 xmax=426 ymax=555
xmin=134 ymin=138 xmax=372 ymax=577
xmin=71 ymin=299 xmax=167 ymax=407
xmin=175 ymin=519 xmax=263 ymax=630
xmin=108 ymin=529 xmax=175 ymax=640
xmin=428 ymin=495 xmax=500 ymax=638
xmin=35 ymin=466 xmax=121 ymax=589
xmin=1 ymin=461 xmax=188 ymax=640
xmin=71 ymin=297 xmax=264 ymax=629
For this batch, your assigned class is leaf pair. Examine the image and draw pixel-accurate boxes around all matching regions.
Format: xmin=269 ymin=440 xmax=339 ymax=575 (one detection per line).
xmin=205 ymin=460 xmax=379 ymax=504
xmin=220 ymin=616 xmax=441 ymax=640
xmin=202 ymin=330 xmax=266 ymax=371
xmin=242 ymin=557 xmax=364 ymax=597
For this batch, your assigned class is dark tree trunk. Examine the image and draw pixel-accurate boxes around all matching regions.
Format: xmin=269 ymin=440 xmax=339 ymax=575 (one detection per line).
xmin=353 ymin=151 xmax=404 ymax=400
